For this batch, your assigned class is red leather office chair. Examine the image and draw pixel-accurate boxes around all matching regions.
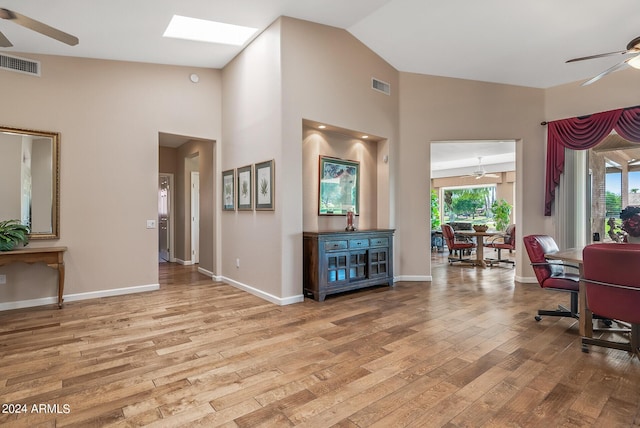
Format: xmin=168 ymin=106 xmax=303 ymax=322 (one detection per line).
xmin=485 ymin=224 xmax=515 ymax=267
xmin=581 ymin=243 xmax=640 ymax=358
xmin=523 ymin=235 xmax=580 ymax=321
xmin=441 ymin=224 xmax=475 ymax=265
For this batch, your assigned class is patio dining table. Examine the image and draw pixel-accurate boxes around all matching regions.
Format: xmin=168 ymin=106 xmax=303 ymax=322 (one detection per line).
xmin=456 ymin=230 xmax=501 ymax=268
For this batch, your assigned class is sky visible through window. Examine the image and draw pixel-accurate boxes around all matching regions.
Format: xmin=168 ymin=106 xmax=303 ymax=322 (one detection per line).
xmin=606 ymin=171 xmax=640 ymax=195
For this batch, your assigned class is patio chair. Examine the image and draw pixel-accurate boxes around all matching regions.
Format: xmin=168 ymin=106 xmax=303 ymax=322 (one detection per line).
xmin=441 ymin=223 xmax=475 ymax=265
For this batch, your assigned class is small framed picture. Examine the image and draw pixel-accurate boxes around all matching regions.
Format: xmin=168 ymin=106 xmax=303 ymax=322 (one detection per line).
xmin=255 ymin=159 xmax=275 ymax=211
xmin=237 ymin=164 xmax=253 ymax=210
xmin=222 ymin=169 xmax=235 ymax=211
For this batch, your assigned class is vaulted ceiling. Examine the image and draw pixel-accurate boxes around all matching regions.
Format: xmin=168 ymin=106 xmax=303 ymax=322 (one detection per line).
xmin=0 ymin=0 xmax=639 ymax=89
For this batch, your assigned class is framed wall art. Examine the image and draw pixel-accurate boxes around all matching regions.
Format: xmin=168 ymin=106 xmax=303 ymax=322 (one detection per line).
xmin=318 ymin=156 xmax=359 ymax=215
xmin=222 ymin=169 xmax=235 ymax=211
xmin=237 ymin=164 xmax=253 ymax=210
xmin=255 ymin=159 xmax=275 ymax=211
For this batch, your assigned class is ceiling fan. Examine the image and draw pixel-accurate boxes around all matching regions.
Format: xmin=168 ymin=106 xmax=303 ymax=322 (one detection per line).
xmin=0 ymin=8 xmax=78 ymax=48
xmin=566 ymin=36 xmax=640 ymax=86
xmin=464 ymin=157 xmax=500 ymax=179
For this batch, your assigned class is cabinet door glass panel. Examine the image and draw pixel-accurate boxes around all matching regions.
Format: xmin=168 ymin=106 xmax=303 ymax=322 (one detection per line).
xmin=349 ymin=251 xmax=367 ymax=280
xmin=327 ymin=253 xmax=348 ymax=283
xmin=369 ymin=249 xmax=388 ymax=277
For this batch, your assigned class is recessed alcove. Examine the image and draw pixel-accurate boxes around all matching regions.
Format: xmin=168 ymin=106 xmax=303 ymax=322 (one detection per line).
xmin=302 ymin=119 xmax=390 ymax=232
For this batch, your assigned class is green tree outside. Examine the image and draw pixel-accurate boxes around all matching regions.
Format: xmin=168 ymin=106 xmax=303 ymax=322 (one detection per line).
xmin=605 ymin=191 xmax=621 ymax=216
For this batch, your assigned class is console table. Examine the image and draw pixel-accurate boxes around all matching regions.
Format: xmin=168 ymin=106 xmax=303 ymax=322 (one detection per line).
xmin=303 ymin=229 xmax=394 ymax=301
xmin=0 ymin=246 xmax=67 ymax=308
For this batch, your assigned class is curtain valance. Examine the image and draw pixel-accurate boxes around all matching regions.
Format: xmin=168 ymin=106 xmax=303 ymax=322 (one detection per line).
xmin=544 ymin=105 xmax=640 ymax=216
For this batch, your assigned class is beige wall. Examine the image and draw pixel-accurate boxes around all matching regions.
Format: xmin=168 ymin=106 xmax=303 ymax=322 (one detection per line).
xmin=0 ymin=54 xmax=221 ymax=307
xmin=159 ymin=142 xmax=216 ymax=271
xmin=542 ymin=68 xmax=640 ymax=248
xmin=281 ymin=17 xmax=399 ymax=299
xmin=164 ymin=140 xmax=216 ymax=271
xmin=159 ymin=146 xmax=178 ymax=175
xmin=221 ymin=17 xmax=398 ymax=302
xmin=221 ymin=19 xmax=284 ymax=301
xmin=2 ymin=16 xmax=639 ymax=309
xmin=545 ymin=68 xmax=640 ymax=120
xmin=302 ymin=127 xmax=379 ymax=231
xmin=398 ymin=73 xmax=548 ymax=280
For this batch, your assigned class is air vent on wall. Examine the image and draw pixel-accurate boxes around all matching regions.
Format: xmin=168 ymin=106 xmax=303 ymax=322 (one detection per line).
xmin=0 ymin=53 xmax=40 ymax=77
xmin=371 ymin=77 xmax=390 ymax=95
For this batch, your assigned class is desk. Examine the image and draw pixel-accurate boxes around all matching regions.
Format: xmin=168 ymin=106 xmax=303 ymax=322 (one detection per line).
xmin=0 ymin=247 xmax=68 ymax=308
xmin=544 ymin=248 xmax=592 ymax=338
xmin=457 ymin=230 xmax=500 ymax=268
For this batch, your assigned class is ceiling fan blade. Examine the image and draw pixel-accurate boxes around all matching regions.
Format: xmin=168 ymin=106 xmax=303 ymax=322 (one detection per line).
xmin=580 ymin=61 xmax=629 ymax=86
xmin=0 ymin=29 xmax=12 ymax=47
xmin=0 ymin=8 xmax=78 ymax=46
xmin=566 ymin=50 xmax=631 ymax=63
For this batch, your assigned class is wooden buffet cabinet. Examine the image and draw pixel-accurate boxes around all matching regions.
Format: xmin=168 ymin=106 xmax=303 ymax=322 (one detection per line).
xmin=303 ymin=229 xmax=394 ymax=301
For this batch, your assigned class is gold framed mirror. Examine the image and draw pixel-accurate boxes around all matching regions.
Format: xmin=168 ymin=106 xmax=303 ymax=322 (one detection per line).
xmin=0 ymin=126 xmax=60 ymax=240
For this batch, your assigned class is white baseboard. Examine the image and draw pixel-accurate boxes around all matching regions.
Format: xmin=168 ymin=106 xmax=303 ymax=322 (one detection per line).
xmin=0 ymin=297 xmax=60 ymax=311
xmin=0 ymin=283 xmax=160 ymax=311
xmin=395 ymin=275 xmax=432 ymax=282
xmin=175 ymin=258 xmax=194 ymax=266
xmin=197 ymin=266 xmax=214 ymax=277
xmin=220 ymin=276 xmax=304 ymax=306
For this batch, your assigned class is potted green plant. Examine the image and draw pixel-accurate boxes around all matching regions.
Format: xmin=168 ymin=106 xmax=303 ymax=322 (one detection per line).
xmin=430 ymin=189 xmax=440 ymax=229
xmin=0 ymin=219 xmax=30 ymax=251
xmin=491 ymin=199 xmax=512 ymax=231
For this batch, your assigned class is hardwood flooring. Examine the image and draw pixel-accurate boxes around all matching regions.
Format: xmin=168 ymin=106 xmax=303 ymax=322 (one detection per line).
xmin=0 ymin=254 xmax=638 ymax=427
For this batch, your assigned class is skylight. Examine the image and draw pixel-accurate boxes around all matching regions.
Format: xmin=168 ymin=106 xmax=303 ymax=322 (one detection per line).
xmin=163 ymin=15 xmax=257 ymax=46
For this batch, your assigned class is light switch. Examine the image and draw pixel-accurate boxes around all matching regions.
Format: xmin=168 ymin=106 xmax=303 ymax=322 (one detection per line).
xmin=146 ymin=220 xmax=156 ymax=229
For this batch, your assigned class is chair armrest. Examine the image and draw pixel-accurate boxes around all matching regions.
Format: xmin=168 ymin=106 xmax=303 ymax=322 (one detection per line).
xmin=485 ymin=234 xmax=505 ymax=245
xmin=531 ymin=261 xmax=580 ymax=271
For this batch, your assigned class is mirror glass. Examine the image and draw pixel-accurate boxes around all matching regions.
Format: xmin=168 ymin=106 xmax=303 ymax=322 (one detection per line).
xmin=0 ymin=126 xmax=59 ymax=239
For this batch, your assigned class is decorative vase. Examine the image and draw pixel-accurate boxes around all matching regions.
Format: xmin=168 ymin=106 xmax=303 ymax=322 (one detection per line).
xmin=345 ymin=210 xmax=356 ymax=231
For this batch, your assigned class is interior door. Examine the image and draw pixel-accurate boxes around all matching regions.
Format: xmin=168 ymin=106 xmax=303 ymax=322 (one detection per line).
xmin=191 ymin=171 xmax=200 ymax=264
xmin=158 ymin=175 xmax=171 ymax=262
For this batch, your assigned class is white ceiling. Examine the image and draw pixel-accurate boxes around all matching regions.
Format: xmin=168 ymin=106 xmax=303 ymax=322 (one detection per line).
xmin=0 ymin=0 xmax=639 ymax=89
xmin=431 ymin=141 xmax=515 ymax=178
xmin=1 ymin=1 xmax=637 ymax=159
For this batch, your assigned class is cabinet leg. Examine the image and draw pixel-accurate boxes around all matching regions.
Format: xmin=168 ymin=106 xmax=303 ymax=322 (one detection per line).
xmin=58 ymin=262 xmax=65 ymax=308
xmin=305 ymin=290 xmax=324 ymax=302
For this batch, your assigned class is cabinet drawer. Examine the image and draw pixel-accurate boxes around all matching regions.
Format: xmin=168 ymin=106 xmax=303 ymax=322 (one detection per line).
xmin=324 ymin=240 xmax=348 ymax=251
xmin=370 ymin=237 xmax=389 ymax=247
xmin=349 ymin=239 xmax=369 ymax=249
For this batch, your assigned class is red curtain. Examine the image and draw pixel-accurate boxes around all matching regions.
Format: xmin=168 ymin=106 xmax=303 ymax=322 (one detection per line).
xmin=544 ymin=106 xmax=640 ymax=216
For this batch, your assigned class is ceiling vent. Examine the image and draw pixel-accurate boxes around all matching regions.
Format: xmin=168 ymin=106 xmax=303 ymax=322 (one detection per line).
xmin=371 ymin=77 xmax=390 ymax=95
xmin=0 ymin=53 xmax=40 ymax=77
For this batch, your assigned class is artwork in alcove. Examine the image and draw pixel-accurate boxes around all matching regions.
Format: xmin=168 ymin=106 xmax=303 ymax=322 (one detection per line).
xmin=318 ymin=156 xmax=359 ymax=215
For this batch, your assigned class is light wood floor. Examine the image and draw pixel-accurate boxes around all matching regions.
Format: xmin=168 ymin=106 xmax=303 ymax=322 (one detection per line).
xmin=0 ymin=254 xmax=638 ymax=427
